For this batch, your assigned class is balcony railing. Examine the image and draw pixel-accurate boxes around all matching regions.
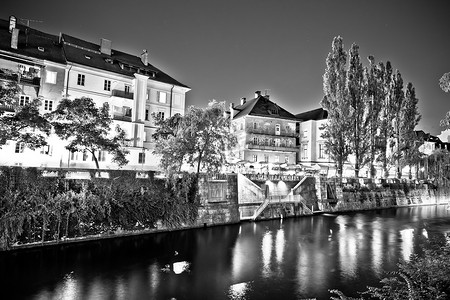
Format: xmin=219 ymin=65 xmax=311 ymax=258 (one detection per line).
xmin=0 ymin=104 xmax=14 ymax=112
xmin=18 ymin=76 xmax=41 ymax=86
xmin=112 ymin=115 xmax=132 ymax=122
xmin=112 ymin=89 xmax=134 ymax=99
xmin=247 ymin=128 xmax=296 ymax=137
xmin=246 ymin=143 xmax=298 ymax=152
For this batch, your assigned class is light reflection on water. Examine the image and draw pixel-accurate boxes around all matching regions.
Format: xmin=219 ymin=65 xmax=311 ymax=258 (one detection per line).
xmin=1 ymin=205 xmax=449 ymax=300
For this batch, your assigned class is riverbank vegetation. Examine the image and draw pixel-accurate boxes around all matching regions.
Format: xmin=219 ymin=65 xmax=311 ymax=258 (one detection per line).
xmin=329 ymin=233 xmax=450 ymax=300
xmin=0 ymin=167 xmax=200 ymax=250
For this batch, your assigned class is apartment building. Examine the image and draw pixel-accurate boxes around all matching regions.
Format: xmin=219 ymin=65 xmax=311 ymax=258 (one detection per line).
xmin=228 ymin=91 xmax=298 ymax=174
xmin=0 ymin=17 xmax=189 ymax=170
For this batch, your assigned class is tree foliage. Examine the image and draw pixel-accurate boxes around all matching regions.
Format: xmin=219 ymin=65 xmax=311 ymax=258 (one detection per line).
xmin=0 ymin=69 xmax=50 ymax=149
xmin=153 ymin=100 xmax=237 ymax=176
xmin=321 ymin=36 xmax=352 ymax=180
xmin=439 ymin=72 xmax=450 ymax=93
xmin=50 ymin=97 xmax=129 ymax=169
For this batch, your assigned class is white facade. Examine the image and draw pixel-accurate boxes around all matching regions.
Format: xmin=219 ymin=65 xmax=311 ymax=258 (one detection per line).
xmin=0 ymin=19 xmax=189 ymax=171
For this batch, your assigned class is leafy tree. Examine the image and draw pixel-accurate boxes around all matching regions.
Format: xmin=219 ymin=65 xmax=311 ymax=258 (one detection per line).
xmin=377 ymin=61 xmax=394 ymax=178
xmin=439 ymin=72 xmax=450 ymax=92
xmin=50 ymin=97 xmax=129 ymax=169
xmin=0 ymin=68 xmax=50 ymax=149
xmin=388 ymin=70 xmax=406 ymax=178
xmin=321 ymin=36 xmax=352 ymax=182
xmin=153 ymin=100 xmax=237 ymax=177
xmin=347 ymin=43 xmax=370 ymax=177
xmin=366 ymin=58 xmax=386 ymax=178
xmin=400 ymin=83 xmax=422 ymax=177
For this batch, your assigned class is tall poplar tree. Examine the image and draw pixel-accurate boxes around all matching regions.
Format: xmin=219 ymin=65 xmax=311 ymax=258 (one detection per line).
xmin=321 ymin=36 xmax=351 ymax=181
xmin=366 ymin=57 xmax=385 ymax=177
xmin=347 ymin=43 xmax=370 ymax=177
xmin=389 ymin=70 xmax=406 ymax=178
xmin=401 ymin=82 xmax=422 ymax=178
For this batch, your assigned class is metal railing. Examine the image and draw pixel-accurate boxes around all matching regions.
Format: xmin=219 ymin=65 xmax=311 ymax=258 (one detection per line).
xmin=111 ymin=89 xmax=134 ymax=99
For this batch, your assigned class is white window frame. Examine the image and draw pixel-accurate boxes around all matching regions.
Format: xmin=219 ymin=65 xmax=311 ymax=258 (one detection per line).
xmin=44 ymin=99 xmax=53 ymax=111
xmin=19 ymin=95 xmax=30 ymax=106
xmin=104 ymin=80 xmax=111 ymax=91
xmin=77 ymin=74 xmax=85 ymax=86
xmin=15 ymin=142 xmax=24 ymax=153
xmin=275 ymin=124 xmax=281 ymax=135
xmin=138 ymin=152 xmax=146 ymax=164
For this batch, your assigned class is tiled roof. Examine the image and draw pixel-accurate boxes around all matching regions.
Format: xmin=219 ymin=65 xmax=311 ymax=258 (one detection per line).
xmin=0 ymin=19 xmax=65 ymax=64
xmin=233 ymin=95 xmax=298 ymax=121
xmin=295 ymin=107 xmax=328 ymax=121
xmin=61 ymin=34 xmax=188 ymax=88
xmin=0 ymin=19 xmax=189 ymax=88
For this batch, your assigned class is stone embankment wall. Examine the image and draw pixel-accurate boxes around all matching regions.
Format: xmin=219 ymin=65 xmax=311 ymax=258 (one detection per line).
xmin=321 ymin=185 xmax=450 ymax=213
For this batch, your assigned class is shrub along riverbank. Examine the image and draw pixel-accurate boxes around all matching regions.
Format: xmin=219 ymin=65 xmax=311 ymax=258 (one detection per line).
xmin=0 ymin=167 xmax=200 ymax=251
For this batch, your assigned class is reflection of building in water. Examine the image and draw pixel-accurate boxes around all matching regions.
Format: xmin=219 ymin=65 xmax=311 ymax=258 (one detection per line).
xmin=261 ymin=231 xmax=273 ymax=278
xmin=371 ymin=222 xmax=383 ymax=277
xmin=400 ymin=228 xmax=414 ymax=261
xmin=275 ymin=229 xmax=285 ymax=264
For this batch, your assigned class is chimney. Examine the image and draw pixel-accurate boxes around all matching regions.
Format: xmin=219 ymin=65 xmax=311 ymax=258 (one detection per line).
xmin=141 ymin=49 xmax=148 ymax=66
xmin=100 ymin=38 xmax=112 ymax=56
xmin=255 ymin=91 xmax=261 ymax=98
xmin=9 ymin=15 xmax=16 ymax=33
xmin=229 ymin=103 xmax=235 ymax=119
xmin=240 ymin=97 xmax=246 ymax=105
xmin=11 ymin=28 xmax=19 ymax=49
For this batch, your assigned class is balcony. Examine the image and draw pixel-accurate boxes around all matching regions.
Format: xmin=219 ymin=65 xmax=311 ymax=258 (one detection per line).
xmin=246 ymin=143 xmax=298 ymax=152
xmin=0 ymin=72 xmax=18 ymax=82
xmin=113 ymin=115 xmax=132 ymax=122
xmin=0 ymin=104 xmax=14 ymax=113
xmin=247 ymin=128 xmax=296 ymax=137
xmin=112 ymin=89 xmax=134 ymax=99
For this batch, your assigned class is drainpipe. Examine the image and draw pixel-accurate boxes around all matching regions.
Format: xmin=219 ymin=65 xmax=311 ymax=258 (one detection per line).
xmin=169 ymin=85 xmax=174 ymax=117
xmin=65 ymin=64 xmax=72 ymax=98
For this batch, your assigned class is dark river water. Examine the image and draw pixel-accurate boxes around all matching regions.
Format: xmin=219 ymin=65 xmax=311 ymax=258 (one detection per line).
xmin=1 ymin=205 xmax=450 ymax=300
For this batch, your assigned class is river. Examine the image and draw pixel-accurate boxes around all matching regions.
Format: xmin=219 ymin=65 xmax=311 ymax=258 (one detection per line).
xmin=1 ymin=205 xmax=449 ymax=299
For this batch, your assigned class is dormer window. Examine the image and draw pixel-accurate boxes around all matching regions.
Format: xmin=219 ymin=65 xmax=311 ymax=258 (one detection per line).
xmin=105 ymin=58 xmax=113 ymax=64
xmin=37 ymin=47 xmax=45 ymax=52
xmin=85 ymin=55 xmax=91 ymax=60
xmin=119 ymin=63 xmax=124 ymax=70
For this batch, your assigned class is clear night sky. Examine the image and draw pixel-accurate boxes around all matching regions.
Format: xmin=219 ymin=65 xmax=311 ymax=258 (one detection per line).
xmin=2 ymin=0 xmax=449 ymax=135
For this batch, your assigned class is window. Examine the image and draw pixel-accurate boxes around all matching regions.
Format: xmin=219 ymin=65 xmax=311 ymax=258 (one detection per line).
xmin=70 ymin=151 xmax=78 ymax=161
xmin=264 ymin=154 xmax=269 ymax=162
xmin=45 ymin=71 xmax=57 ymax=84
xmin=145 ymin=109 xmax=149 ymax=121
xmin=77 ymin=74 xmax=85 ymax=86
xmin=82 ymin=151 xmax=89 ymax=161
xmin=240 ymin=122 xmax=243 ymax=130
xmin=124 ymin=107 xmax=132 ymax=117
xmin=44 ymin=100 xmax=53 ymax=111
xmin=285 ymin=156 xmax=289 ymax=164
xmin=125 ymin=85 xmax=131 ymax=94
xmin=146 ymin=89 xmax=150 ymax=100
xmin=319 ymin=144 xmax=326 ymax=159
xmin=157 ymin=111 xmax=165 ymax=120
xmin=252 ymin=155 xmax=258 ymax=162
xmin=19 ymin=95 xmax=30 ymax=106
xmin=253 ymin=122 xmax=257 ymax=130
xmin=253 ymin=137 xmax=258 ymax=145
xmin=138 ymin=152 xmax=146 ymax=164
xmin=303 ymin=130 xmax=308 ymax=138
xmin=98 ymin=151 xmax=106 ymax=162
xmin=274 ymin=138 xmax=280 ymax=147
xmin=40 ymin=145 xmax=52 ymax=156
xmin=104 ymin=80 xmax=111 ymax=91
xmin=275 ymin=124 xmax=281 ymax=135
xmin=157 ymin=91 xmax=167 ymax=103
xmin=15 ymin=142 xmax=24 ymax=153
xmin=302 ymin=144 xmax=308 ymax=159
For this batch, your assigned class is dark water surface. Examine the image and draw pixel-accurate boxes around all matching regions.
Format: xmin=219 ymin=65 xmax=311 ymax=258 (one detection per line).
xmin=1 ymin=205 xmax=450 ymax=300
